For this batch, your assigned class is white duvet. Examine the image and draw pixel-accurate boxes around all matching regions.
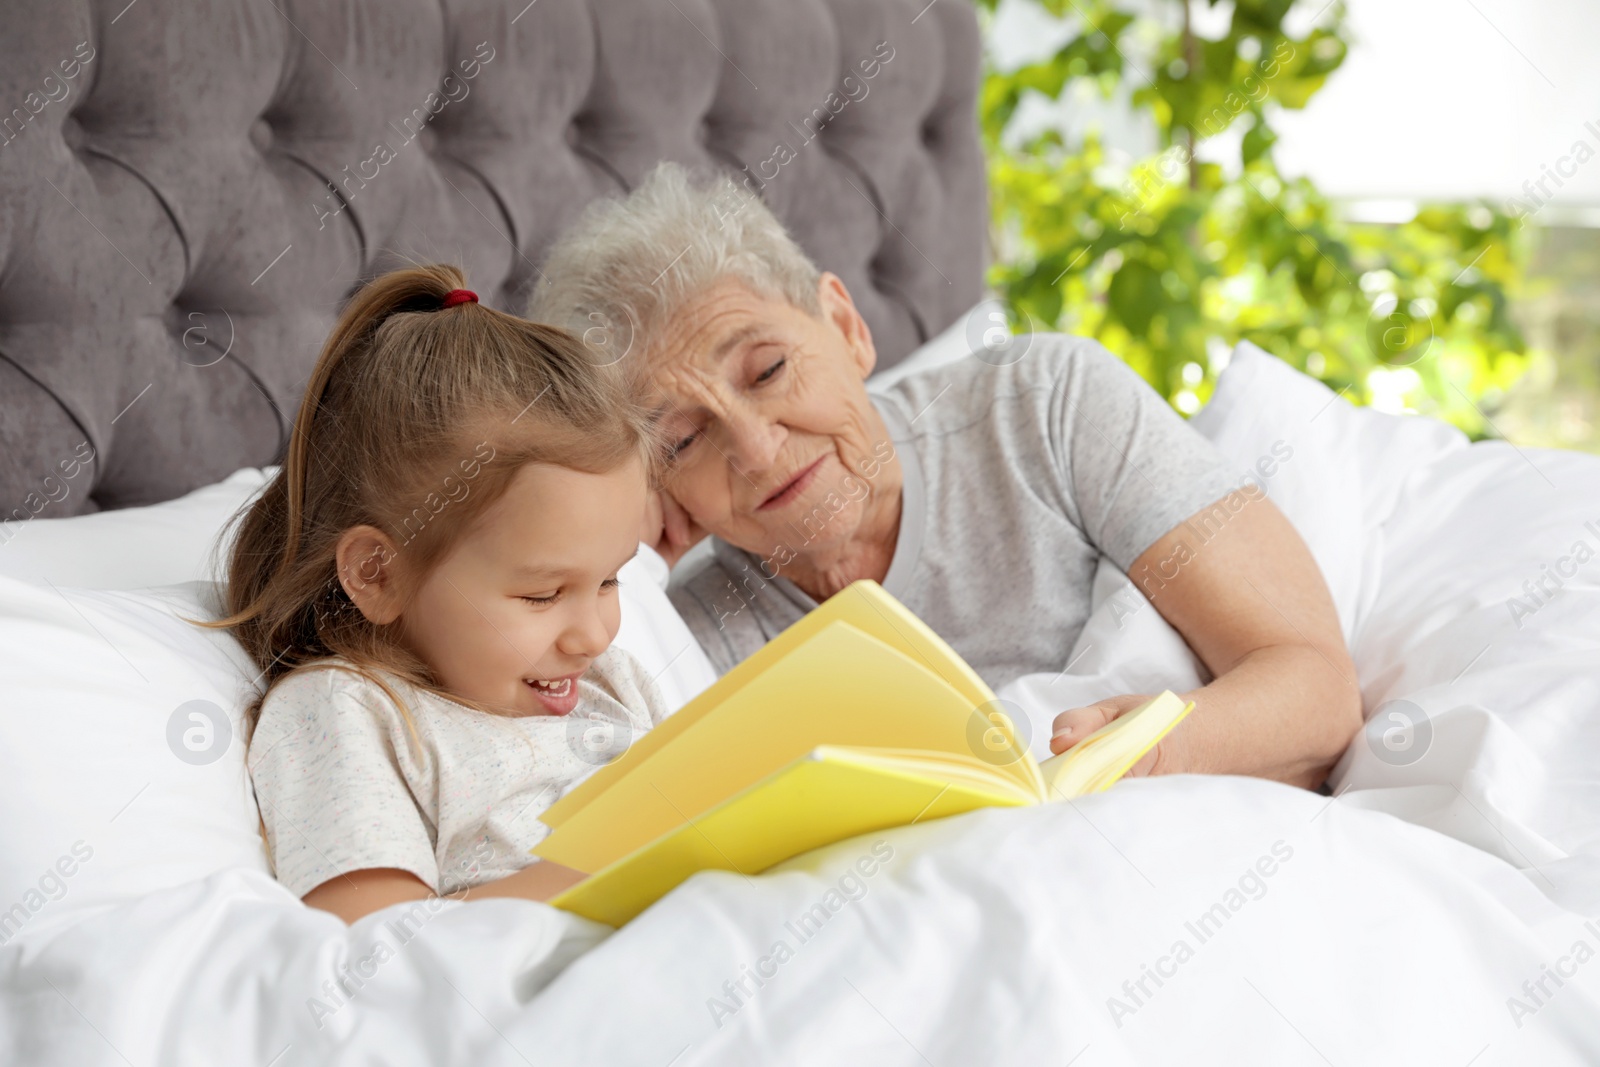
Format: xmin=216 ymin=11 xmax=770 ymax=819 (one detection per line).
xmin=5 ymin=343 xmax=1600 ymax=1065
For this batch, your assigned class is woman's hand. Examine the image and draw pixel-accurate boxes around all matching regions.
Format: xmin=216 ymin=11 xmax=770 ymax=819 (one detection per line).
xmin=1049 ymin=692 xmax=1196 ymax=778
xmin=1069 ymin=495 xmax=1362 ymax=791
xmin=640 ymin=488 xmax=708 ymax=569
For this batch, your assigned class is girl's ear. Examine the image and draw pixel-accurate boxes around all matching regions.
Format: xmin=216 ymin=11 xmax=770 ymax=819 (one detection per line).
xmin=336 ymin=525 xmax=406 ymax=625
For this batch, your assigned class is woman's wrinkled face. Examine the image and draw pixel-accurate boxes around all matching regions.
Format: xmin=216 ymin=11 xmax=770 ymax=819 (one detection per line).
xmin=646 ymin=274 xmax=897 ymax=567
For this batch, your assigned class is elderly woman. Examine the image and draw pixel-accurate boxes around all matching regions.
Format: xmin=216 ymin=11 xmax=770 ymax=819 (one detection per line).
xmin=530 ymin=164 xmax=1361 ymax=791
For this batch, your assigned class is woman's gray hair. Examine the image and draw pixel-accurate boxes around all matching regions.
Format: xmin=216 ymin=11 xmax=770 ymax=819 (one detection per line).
xmin=527 ymin=163 xmax=822 ymax=366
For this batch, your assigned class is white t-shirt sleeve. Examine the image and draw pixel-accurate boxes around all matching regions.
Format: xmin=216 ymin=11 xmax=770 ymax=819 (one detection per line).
xmin=248 ymin=666 xmax=442 ymax=898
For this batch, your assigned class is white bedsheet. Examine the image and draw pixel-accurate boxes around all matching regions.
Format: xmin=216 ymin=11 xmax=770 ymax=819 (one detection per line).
xmin=6 ymin=344 xmax=1600 ymax=1065
xmin=8 ymin=777 xmax=1598 ymax=1066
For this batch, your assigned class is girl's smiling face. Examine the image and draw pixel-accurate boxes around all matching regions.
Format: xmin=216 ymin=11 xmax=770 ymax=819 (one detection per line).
xmin=337 ymin=456 xmax=648 ymax=717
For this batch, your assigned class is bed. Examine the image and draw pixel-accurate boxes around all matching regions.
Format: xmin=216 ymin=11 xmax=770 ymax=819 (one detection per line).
xmin=3 ymin=2 xmax=1600 ymax=1065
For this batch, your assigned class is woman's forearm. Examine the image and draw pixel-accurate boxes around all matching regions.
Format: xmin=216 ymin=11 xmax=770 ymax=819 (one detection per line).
xmin=1176 ymin=642 xmax=1363 ymax=789
xmin=1097 ymin=494 xmax=1366 ymax=789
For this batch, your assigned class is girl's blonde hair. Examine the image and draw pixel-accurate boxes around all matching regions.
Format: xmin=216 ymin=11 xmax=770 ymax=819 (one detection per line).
xmin=192 ymin=263 xmax=666 ymax=741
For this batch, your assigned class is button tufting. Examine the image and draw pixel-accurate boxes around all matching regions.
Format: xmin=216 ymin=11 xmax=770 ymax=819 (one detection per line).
xmin=59 ymin=114 xmax=85 ymax=153
xmin=0 ymin=0 xmax=986 ymax=516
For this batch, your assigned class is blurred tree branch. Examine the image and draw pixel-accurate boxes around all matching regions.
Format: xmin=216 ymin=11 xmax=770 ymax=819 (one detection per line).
xmin=976 ymin=0 xmax=1531 ymax=435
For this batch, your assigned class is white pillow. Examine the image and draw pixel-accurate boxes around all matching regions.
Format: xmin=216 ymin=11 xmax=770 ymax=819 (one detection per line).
xmin=1185 ymin=340 xmax=1468 ymax=643
xmin=613 ymin=544 xmax=718 ymax=709
xmin=866 ymin=298 xmax=998 ymax=392
xmin=0 ymin=467 xmax=273 ymax=589
xmin=0 ymin=578 xmax=271 ymax=935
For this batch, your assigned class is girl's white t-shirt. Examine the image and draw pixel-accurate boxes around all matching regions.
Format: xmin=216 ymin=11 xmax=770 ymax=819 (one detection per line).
xmin=248 ymin=646 xmax=671 ymax=898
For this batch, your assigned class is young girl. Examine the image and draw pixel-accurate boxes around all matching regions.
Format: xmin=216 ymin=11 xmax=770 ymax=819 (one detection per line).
xmin=201 ymin=264 xmax=672 ymax=925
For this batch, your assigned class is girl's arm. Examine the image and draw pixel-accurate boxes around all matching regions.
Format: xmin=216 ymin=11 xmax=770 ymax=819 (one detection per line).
xmin=303 ymin=862 xmax=588 ymax=925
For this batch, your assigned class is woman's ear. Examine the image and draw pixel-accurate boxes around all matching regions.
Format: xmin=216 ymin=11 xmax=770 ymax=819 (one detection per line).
xmin=335 ymin=525 xmax=406 ymax=625
xmin=816 ymin=272 xmax=877 ymax=380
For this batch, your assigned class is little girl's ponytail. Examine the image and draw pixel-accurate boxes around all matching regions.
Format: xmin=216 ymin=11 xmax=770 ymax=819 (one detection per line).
xmin=279 ymin=265 xmax=474 ymax=568
xmin=196 ymin=263 xmax=666 ymax=736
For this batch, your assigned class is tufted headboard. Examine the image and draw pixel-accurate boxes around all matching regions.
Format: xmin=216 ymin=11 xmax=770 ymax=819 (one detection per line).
xmin=0 ymin=0 xmax=986 ymax=518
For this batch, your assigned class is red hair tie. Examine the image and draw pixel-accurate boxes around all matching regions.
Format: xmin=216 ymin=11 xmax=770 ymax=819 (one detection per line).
xmin=441 ymin=288 xmax=478 ymax=308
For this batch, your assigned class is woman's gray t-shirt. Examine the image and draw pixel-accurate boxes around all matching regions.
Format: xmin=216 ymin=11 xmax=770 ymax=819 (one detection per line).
xmin=665 ymin=333 xmax=1245 ymax=692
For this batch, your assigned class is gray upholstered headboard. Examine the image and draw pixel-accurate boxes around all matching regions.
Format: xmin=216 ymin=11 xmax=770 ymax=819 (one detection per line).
xmin=0 ymin=0 xmax=986 ymax=518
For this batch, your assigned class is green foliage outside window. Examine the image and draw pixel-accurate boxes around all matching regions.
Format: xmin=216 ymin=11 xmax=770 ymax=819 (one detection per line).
xmin=976 ymin=0 xmax=1531 ymax=434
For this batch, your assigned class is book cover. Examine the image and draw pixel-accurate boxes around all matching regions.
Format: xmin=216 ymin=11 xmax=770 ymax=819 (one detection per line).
xmin=535 ymin=579 xmax=1193 ymax=926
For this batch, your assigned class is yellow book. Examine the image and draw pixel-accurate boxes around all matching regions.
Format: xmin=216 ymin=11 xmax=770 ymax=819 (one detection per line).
xmin=536 ymin=579 xmax=1194 ymax=927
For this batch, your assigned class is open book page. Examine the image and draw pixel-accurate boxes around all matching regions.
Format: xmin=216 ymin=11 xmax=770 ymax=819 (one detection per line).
xmin=535 ymin=620 xmax=1035 ymax=873
xmin=1039 ymin=692 xmax=1195 ymax=799
xmin=549 ymin=746 xmax=1037 ymax=926
xmin=542 ymin=579 xmax=997 ymax=830
xmin=543 ymin=689 xmax=1193 ymax=926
